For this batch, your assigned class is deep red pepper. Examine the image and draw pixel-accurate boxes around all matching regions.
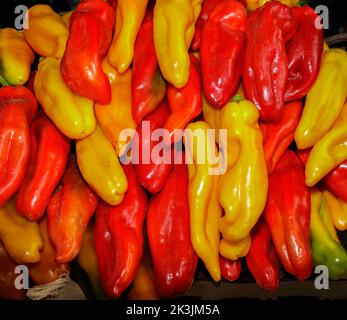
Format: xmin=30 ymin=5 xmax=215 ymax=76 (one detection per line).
xmin=0 ymin=86 xmax=37 ymax=206
xmin=284 ymin=5 xmax=323 ymax=102
xmin=243 ymin=1 xmax=297 ymax=123
xmin=219 ymin=256 xmax=242 ymax=282
xmin=95 ymin=164 xmax=147 ymax=298
xmin=200 ymin=0 xmax=247 ymax=109
xmin=61 ymin=0 xmax=115 ymax=104
xmin=147 ymin=155 xmax=198 ymax=297
xmin=16 ymin=114 xmax=70 ymax=221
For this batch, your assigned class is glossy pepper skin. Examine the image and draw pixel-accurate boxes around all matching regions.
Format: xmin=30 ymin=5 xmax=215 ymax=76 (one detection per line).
xmin=323 ymin=190 xmax=347 ymax=232
xmin=132 ymin=13 xmax=166 ymax=124
xmin=164 ymin=54 xmax=202 ymax=144
xmin=305 ymin=102 xmax=347 ymax=187
xmin=0 ymin=28 xmax=34 ymax=85
xmin=0 ymin=198 xmax=42 ymax=264
xmin=35 ymin=57 xmax=96 ymax=139
xmin=243 ymin=2 xmax=297 ymax=123
xmin=95 ymin=164 xmax=147 ymax=299
xmin=264 ymin=150 xmax=312 ymax=280
xmin=16 ymin=114 xmax=70 ymax=221
xmin=310 ymin=189 xmax=347 ymax=280
xmin=47 ymin=155 xmax=99 ymax=263
xmin=219 ymin=257 xmax=241 ymax=282
xmin=134 ymin=100 xmax=173 ymax=194
xmin=108 ymin=0 xmax=148 ymax=73
xmin=61 ymin=0 xmax=115 ymax=104
xmin=76 ymin=124 xmax=127 ymax=206
xmin=184 ymin=121 xmax=222 ymax=282
xmin=200 ymin=0 xmax=247 ymax=109
xmin=29 ymin=218 xmax=70 ymax=285
xmin=219 ymin=100 xmax=268 ymax=261
xmin=153 ymin=0 xmax=202 ymax=88
xmin=147 ymin=156 xmax=198 ymax=297
xmin=284 ymin=6 xmax=323 ymax=102
xmin=324 ymin=161 xmax=347 ymax=203
xmin=260 ymin=101 xmax=302 ymax=174
xmin=245 ymin=221 xmax=280 ymax=291
xmin=23 ymin=4 xmax=69 ymax=59
xmin=0 ymin=86 xmax=38 ymax=205
xmin=295 ymin=49 xmax=347 ymax=149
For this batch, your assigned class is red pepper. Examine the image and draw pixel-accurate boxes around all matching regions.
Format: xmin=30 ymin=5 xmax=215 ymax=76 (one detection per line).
xmin=284 ymin=6 xmax=323 ymax=102
xmin=260 ymin=101 xmax=302 ymax=174
xmin=200 ymin=0 xmax=247 ymax=109
xmin=219 ymin=256 xmax=242 ymax=282
xmin=0 ymin=86 xmax=37 ymax=206
xmin=243 ymin=1 xmax=297 ymax=123
xmin=164 ymin=54 xmax=202 ymax=144
xmin=245 ymin=220 xmax=280 ymax=291
xmin=147 ymin=156 xmax=198 ymax=297
xmin=95 ymin=164 xmax=147 ymax=298
xmin=132 ymin=11 xmax=166 ymax=125
xmin=61 ymin=0 xmax=115 ymax=104
xmin=264 ymin=150 xmax=312 ymax=281
xmin=16 ymin=114 xmax=70 ymax=221
xmin=47 ymin=155 xmax=99 ymax=263
xmin=134 ymin=100 xmax=173 ymax=194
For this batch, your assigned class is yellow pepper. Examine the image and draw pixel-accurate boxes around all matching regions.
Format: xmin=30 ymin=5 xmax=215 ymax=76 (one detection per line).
xmin=218 ymin=100 xmax=268 ymax=261
xmin=76 ymin=124 xmax=127 ymax=206
xmin=108 ymin=0 xmax=148 ymax=73
xmin=34 ymin=57 xmax=96 ymax=139
xmin=0 ymin=28 xmax=34 ymax=85
xmin=153 ymin=0 xmax=202 ymax=88
xmin=295 ymin=48 xmax=347 ymax=150
xmin=323 ymin=189 xmax=347 ymax=232
xmin=0 ymin=198 xmax=42 ymax=264
xmin=23 ymin=5 xmax=68 ymax=59
xmin=61 ymin=11 xmax=72 ymax=27
xmin=184 ymin=121 xmax=222 ymax=282
xmin=246 ymin=0 xmax=300 ymax=11
xmin=95 ymin=59 xmax=136 ymax=156
xmin=305 ymin=102 xmax=347 ymax=187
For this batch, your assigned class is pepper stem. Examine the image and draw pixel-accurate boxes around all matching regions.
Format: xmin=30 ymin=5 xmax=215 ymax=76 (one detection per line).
xmin=0 ymin=75 xmax=9 ymax=87
xmin=232 ymin=94 xmax=244 ymax=103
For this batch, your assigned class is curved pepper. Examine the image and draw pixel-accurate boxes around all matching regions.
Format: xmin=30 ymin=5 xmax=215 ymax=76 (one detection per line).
xmin=76 ymin=124 xmax=127 ymax=206
xmin=243 ymin=2 xmax=297 ymax=123
xmin=310 ymin=189 xmax=347 ymax=280
xmin=47 ymin=155 xmax=99 ymax=263
xmin=323 ymin=189 xmax=347 ymax=232
xmin=295 ymin=49 xmax=347 ymax=149
xmin=218 ymin=100 xmax=268 ymax=261
xmin=0 ymin=28 xmax=34 ymax=85
xmin=200 ymin=0 xmax=247 ymax=109
xmin=264 ymin=150 xmax=312 ymax=280
xmin=219 ymin=257 xmax=241 ymax=282
xmin=134 ymin=100 xmax=173 ymax=194
xmin=324 ymin=161 xmax=347 ymax=203
xmin=95 ymin=164 xmax=147 ymax=298
xmin=153 ymin=0 xmax=202 ymax=88
xmin=284 ymin=6 xmax=323 ymax=102
xmin=245 ymin=220 xmax=280 ymax=291
xmin=184 ymin=121 xmax=222 ymax=282
xmin=0 ymin=198 xmax=42 ymax=264
xmin=132 ymin=13 xmax=166 ymax=124
xmin=35 ymin=57 xmax=96 ymax=139
xmin=107 ymin=0 xmax=148 ymax=73
xmin=260 ymin=101 xmax=302 ymax=174
xmin=164 ymin=54 xmax=202 ymax=144
xmin=23 ymin=4 xmax=69 ymax=59
xmin=147 ymin=154 xmax=198 ymax=297
xmin=95 ymin=60 xmax=136 ymax=156
xmin=0 ymin=86 xmax=38 ymax=205
xmin=305 ymin=102 xmax=347 ymax=187
xmin=16 ymin=114 xmax=70 ymax=221
xmin=29 ymin=218 xmax=70 ymax=285
xmin=61 ymin=0 xmax=115 ymax=104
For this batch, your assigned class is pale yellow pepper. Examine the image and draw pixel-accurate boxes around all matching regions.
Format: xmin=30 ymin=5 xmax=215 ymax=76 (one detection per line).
xmin=323 ymin=189 xmax=347 ymax=232
xmin=246 ymin=0 xmax=300 ymax=11
xmin=108 ymin=0 xmax=148 ymax=73
xmin=34 ymin=57 xmax=96 ymax=139
xmin=23 ymin=5 xmax=68 ymax=59
xmin=153 ymin=0 xmax=202 ymax=88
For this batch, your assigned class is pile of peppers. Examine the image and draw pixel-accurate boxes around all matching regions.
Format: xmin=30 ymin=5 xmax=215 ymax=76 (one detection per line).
xmin=1 ymin=0 xmax=347 ymax=300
